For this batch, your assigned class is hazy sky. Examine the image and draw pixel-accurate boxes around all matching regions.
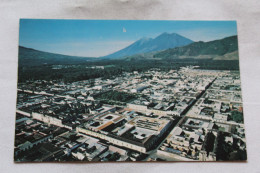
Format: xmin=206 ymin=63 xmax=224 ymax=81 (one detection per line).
xmin=19 ymin=20 xmax=237 ymax=57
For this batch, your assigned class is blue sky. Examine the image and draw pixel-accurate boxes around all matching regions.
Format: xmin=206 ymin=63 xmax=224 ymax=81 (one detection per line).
xmin=19 ymin=20 xmax=237 ymax=57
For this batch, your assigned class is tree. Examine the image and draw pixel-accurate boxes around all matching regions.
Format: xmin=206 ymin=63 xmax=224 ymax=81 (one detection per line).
xmin=230 ymin=111 xmax=243 ymax=123
xmin=204 ymin=132 xmax=215 ymax=156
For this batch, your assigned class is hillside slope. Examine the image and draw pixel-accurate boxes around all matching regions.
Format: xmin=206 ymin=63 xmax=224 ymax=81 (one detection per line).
xmin=103 ymin=33 xmax=193 ymax=59
xmin=154 ymin=35 xmax=238 ymax=60
xmin=18 ymin=46 xmax=93 ymax=66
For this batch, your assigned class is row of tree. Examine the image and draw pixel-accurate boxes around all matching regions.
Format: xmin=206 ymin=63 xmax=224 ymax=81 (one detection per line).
xmin=18 ymin=59 xmax=240 ymax=83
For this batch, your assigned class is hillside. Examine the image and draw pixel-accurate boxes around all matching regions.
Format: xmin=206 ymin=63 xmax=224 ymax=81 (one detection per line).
xmin=18 ymin=46 xmax=94 ymax=66
xmin=103 ymin=33 xmax=193 ymax=59
xmin=154 ymin=35 xmax=238 ymax=60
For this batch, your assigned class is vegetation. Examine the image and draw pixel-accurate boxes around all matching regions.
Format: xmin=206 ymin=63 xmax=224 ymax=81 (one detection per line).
xmin=228 ymin=111 xmax=244 ymax=123
xmin=95 ymin=90 xmax=137 ymax=103
xmin=216 ymin=131 xmax=246 ymax=161
xmin=18 ymin=58 xmax=240 ymax=83
xmin=154 ymin=35 xmax=238 ymax=59
xmin=103 ymin=152 xmax=121 ymax=161
xmin=18 ymin=65 xmax=123 ymax=83
xmin=18 ymin=38 xmax=240 ymax=83
xmin=216 ymin=132 xmax=232 ymax=160
xmin=204 ymin=132 xmax=216 ymax=156
xmin=203 ymin=98 xmax=214 ymax=104
xmin=18 ymin=46 xmax=93 ymax=67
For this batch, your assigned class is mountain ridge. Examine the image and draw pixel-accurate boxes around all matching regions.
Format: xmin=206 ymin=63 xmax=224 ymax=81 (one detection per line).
xmin=153 ymin=35 xmax=238 ymax=60
xmin=18 ymin=35 xmax=239 ymax=67
xmin=103 ymin=32 xmax=194 ymax=59
xmin=18 ymin=46 xmax=94 ymax=66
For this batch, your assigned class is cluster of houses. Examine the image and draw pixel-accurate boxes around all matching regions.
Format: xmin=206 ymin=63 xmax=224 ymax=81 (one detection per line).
xmin=157 ymin=71 xmax=246 ymax=161
xmin=15 ymin=67 xmax=246 ymax=161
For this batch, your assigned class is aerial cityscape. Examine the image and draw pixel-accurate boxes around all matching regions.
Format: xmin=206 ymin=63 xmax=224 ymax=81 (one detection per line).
xmin=15 ymin=20 xmax=247 ymax=162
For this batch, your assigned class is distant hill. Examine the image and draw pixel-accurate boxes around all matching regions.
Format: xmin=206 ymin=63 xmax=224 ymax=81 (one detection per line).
xmin=154 ymin=35 xmax=238 ymax=60
xmin=18 ymin=46 xmax=94 ymax=66
xmin=103 ymin=32 xmax=193 ymax=59
xmin=18 ymin=35 xmax=239 ymax=68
